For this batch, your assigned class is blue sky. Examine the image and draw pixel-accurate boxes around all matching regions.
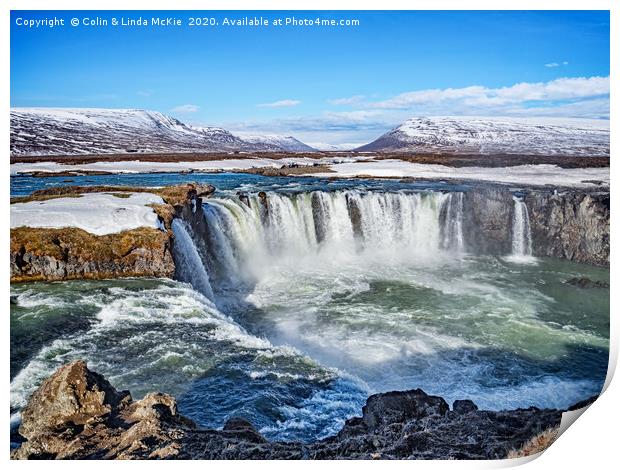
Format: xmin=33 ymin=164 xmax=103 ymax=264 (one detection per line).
xmin=11 ymin=10 xmax=610 ymax=145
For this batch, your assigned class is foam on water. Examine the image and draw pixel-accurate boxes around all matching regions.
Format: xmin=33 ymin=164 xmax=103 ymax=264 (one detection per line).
xmin=183 ymin=190 xmax=609 ymax=413
xmin=10 ymin=279 xmax=365 ymax=441
xmin=9 ymin=185 xmax=610 ymax=442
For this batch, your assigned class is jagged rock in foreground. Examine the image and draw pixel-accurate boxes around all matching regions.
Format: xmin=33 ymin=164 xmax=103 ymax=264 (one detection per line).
xmin=10 ymin=183 xmax=214 ymax=282
xmin=12 ymin=361 xmax=195 ymax=459
xmin=13 ymin=361 xmax=567 ymax=460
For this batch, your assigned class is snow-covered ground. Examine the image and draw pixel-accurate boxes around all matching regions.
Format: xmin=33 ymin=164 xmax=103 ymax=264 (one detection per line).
xmin=10 ymin=192 xmax=164 ymax=235
xmin=309 ymin=160 xmax=609 ymax=187
xmin=307 ymin=142 xmax=366 ymax=151
xmin=10 ymin=156 xmax=608 ymax=188
xmin=10 ymin=156 xmax=364 ymax=175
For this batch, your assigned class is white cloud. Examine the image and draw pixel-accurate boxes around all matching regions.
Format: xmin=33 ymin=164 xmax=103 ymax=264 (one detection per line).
xmin=257 ymin=99 xmax=301 ymax=108
xmin=137 ymin=90 xmax=153 ymax=97
xmin=218 ymin=76 xmax=608 ymax=146
xmin=171 ymin=104 xmax=199 ymax=113
xmin=545 ymin=61 xmax=569 ymax=68
xmin=328 ymin=95 xmax=365 ymax=105
xmin=369 ymin=76 xmax=609 ymax=111
xmin=223 ymin=111 xmax=392 ymax=148
xmin=501 ymin=97 xmax=610 ymax=119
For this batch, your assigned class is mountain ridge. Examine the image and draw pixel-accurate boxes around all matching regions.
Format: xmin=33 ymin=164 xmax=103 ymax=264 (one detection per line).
xmin=10 ymin=107 xmax=317 ymax=155
xmin=356 ymin=116 xmax=610 ymax=157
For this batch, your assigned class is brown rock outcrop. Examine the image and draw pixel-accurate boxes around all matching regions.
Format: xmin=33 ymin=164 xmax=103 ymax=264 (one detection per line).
xmin=12 ymin=361 xmax=194 ymax=460
xmin=10 ymin=183 xmax=214 ymax=282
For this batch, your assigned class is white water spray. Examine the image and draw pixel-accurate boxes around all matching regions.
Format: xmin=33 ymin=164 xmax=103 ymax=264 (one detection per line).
xmin=441 ymin=191 xmax=465 ymax=253
xmin=171 ymin=219 xmax=215 ymax=301
xmin=510 ymin=196 xmax=533 ymax=258
xmin=195 ymin=191 xmax=467 ymax=291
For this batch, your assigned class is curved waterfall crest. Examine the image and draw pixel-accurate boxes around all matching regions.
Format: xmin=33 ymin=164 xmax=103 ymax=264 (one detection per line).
xmin=176 ymin=190 xmax=468 ymax=295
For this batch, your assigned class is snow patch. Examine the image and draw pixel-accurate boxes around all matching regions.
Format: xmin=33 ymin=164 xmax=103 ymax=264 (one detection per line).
xmin=11 ymin=192 xmax=165 ymax=235
xmin=232 ymin=132 xmax=317 ymax=152
xmin=308 ymin=160 xmax=609 ymax=188
xmin=10 ymin=156 xmax=365 ymax=176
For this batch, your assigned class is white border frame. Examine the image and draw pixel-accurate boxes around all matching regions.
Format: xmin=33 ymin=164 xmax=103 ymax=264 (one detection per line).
xmin=2 ymin=2 xmax=616 ymax=468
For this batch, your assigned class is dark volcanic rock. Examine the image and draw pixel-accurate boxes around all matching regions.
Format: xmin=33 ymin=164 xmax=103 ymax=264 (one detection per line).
xmin=18 ymin=361 xmax=128 ymax=441
xmin=458 ymin=185 xmax=609 ymax=266
xmin=345 ymin=193 xmax=363 ymax=240
xmin=222 ymin=417 xmax=268 ymax=443
xmin=10 ymin=226 xmax=175 ymax=282
xmin=12 ymin=361 xmax=195 ymax=459
xmin=362 ymin=389 xmax=449 ymax=429
xmin=525 ymin=190 xmax=609 ymax=266
xmin=565 ymin=277 xmax=609 ymax=289
xmin=311 ymin=192 xmax=328 ymax=243
xmin=12 ymin=362 xmax=567 ymax=460
xmin=462 ymin=187 xmax=514 ymax=254
xmin=453 ymin=399 xmax=479 ymax=415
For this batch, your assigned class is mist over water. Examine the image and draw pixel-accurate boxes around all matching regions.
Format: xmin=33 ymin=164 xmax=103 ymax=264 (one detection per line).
xmin=194 ymin=190 xmax=609 ymax=411
xmin=10 ymin=177 xmax=610 ymax=442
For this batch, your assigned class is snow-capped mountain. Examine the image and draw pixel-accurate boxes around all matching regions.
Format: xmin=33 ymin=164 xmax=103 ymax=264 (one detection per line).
xmin=231 ymin=132 xmax=316 ymax=152
xmin=307 ymin=142 xmax=365 ymax=151
xmin=356 ymin=116 xmax=610 ymax=156
xmin=10 ymin=108 xmax=316 ymax=155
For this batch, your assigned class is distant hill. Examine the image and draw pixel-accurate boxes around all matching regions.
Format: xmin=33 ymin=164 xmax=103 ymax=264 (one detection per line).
xmin=356 ymin=116 xmax=609 ymax=157
xmin=231 ymin=132 xmax=316 ymax=152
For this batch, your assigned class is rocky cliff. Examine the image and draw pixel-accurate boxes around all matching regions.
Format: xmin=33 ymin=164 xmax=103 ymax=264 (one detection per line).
xmin=461 ymin=185 xmax=609 ymax=265
xmin=10 ymin=184 xmax=214 ymax=282
xmin=12 ymin=361 xmax=570 ymax=460
xmin=462 ymin=187 xmax=515 ymax=254
xmin=525 ymin=190 xmax=609 ymax=265
xmin=10 ymin=226 xmax=175 ymax=282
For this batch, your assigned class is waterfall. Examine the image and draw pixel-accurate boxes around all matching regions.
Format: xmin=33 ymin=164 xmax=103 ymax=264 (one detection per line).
xmin=171 ymin=219 xmax=215 ymax=301
xmin=190 ymin=190 xmax=467 ymax=295
xmin=510 ymin=196 xmax=533 ymax=258
xmin=440 ymin=192 xmax=465 ymax=253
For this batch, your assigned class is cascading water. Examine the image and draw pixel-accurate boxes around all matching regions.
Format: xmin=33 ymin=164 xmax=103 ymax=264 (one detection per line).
xmin=10 ymin=181 xmax=610 ymax=444
xmin=440 ymin=191 xmax=465 ymax=253
xmin=170 ymin=219 xmax=215 ymax=301
xmin=192 ymin=190 xmax=467 ymax=294
xmin=510 ymin=196 xmax=533 ymax=259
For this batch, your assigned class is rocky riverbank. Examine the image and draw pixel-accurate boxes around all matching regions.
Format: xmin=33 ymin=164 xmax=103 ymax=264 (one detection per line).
xmin=12 ymin=361 xmax=576 ymax=460
xmin=10 ymin=183 xmax=214 ymax=282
